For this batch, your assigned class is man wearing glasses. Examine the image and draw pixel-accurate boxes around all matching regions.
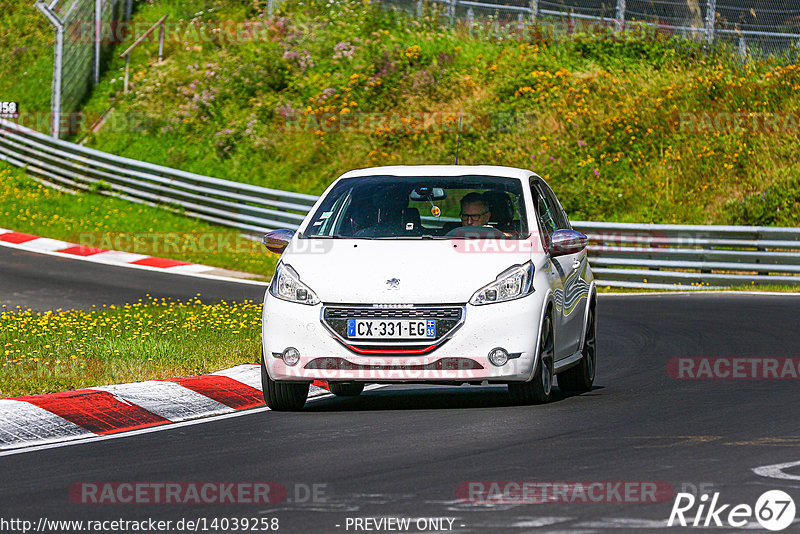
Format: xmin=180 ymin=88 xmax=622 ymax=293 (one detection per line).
xmin=459 ymin=192 xmax=492 ymax=227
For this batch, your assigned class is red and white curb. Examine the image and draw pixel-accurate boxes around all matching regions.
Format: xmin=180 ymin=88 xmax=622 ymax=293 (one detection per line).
xmin=0 ymin=364 xmax=328 ymax=451
xmin=0 ymin=228 xmax=266 ymax=285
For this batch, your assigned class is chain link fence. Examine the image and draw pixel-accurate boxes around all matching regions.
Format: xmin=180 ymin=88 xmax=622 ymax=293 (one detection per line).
xmin=35 ymin=0 xmax=132 ymax=138
xmin=387 ymin=0 xmax=799 ymax=58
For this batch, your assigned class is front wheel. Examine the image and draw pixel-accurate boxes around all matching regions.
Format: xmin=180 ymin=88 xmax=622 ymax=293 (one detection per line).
xmin=328 ymin=382 xmax=365 ymax=397
xmin=261 ymin=352 xmax=309 ymax=411
xmin=508 ymin=314 xmax=553 ymax=405
xmin=558 ymin=306 xmax=596 ymax=392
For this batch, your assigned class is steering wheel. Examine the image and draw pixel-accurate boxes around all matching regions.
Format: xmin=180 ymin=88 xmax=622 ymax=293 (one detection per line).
xmin=445 ymin=225 xmax=507 ymax=238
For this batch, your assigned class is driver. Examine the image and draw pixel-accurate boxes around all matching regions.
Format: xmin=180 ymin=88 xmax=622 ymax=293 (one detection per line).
xmin=459 ymin=192 xmax=492 ymax=227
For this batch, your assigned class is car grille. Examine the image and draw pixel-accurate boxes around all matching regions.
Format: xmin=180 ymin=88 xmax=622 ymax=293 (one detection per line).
xmin=321 ymin=305 xmax=464 ymax=349
xmin=324 ymin=307 xmax=461 ymax=320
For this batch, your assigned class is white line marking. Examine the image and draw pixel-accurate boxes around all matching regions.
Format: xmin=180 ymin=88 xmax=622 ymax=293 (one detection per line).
xmin=576 ymin=518 xmax=670 ymax=528
xmin=753 ymin=460 xmax=800 ymax=481
xmin=91 ymin=381 xmax=233 ymax=422
xmin=164 ymin=264 xmax=217 ymax=273
xmin=510 ymin=517 xmax=573 ymax=528
xmin=23 ymin=237 xmax=73 ymax=252
xmin=84 ymin=250 xmax=150 ymax=264
xmin=0 ymin=385 xmax=392 ymax=457
xmin=0 ymin=399 xmax=92 ymax=448
xmin=599 ymin=290 xmax=800 ymax=297
xmin=212 ymin=364 xmax=262 ymax=390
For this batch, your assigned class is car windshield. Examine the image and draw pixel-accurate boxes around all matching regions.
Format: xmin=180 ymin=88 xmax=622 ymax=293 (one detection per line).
xmin=303 ymin=175 xmax=529 ymax=239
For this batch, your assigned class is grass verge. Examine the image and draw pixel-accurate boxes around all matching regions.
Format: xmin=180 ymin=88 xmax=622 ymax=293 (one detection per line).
xmin=0 ymin=296 xmax=261 ymax=397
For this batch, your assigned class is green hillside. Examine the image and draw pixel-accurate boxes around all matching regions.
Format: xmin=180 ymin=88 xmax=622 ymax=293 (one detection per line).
xmin=4 ymin=0 xmax=800 ymax=226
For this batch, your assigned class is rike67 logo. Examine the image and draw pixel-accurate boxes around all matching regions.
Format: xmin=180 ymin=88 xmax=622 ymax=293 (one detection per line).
xmin=668 ymin=490 xmax=796 ymax=531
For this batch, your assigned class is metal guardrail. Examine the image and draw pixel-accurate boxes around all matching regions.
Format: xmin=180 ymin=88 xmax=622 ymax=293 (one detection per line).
xmin=0 ymin=118 xmax=317 ymax=234
xmin=574 ymin=222 xmax=800 ymax=289
xmin=2 ymin=117 xmax=799 ymax=290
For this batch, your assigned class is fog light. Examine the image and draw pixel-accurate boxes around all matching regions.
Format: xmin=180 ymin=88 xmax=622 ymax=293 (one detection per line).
xmin=488 ymin=347 xmax=509 ymax=367
xmin=282 ymin=347 xmax=301 ymax=366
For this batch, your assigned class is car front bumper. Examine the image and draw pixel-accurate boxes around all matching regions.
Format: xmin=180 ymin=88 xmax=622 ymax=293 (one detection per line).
xmin=261 ymin=289 xmax=545 ymax=383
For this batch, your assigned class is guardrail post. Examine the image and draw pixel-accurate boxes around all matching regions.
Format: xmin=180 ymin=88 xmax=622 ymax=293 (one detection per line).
xmin=615 ymin=0 xmax=625 ymax=32
xmin=158 ymin=20 xmax=165 ymax=62
xmin=705 ymin=0 xmax=716 ymax=45
xmin=124 ymin=55 xmax=130 ymax=93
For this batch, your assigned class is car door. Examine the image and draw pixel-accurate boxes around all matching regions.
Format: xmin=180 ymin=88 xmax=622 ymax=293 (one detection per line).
xmin=531 ymin=180 xmax=588 ymax=359
xmin=529 ymin=180 xmax=569 ymax=360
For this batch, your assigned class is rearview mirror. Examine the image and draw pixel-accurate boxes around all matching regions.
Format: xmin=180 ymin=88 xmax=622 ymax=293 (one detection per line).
xmin=410 ymin=187 xmax=447 ymax=201
xmin=549 ymin=229 xmax=588 ymax=256
xmin=263 ymin=229 xmax=295 ymax=254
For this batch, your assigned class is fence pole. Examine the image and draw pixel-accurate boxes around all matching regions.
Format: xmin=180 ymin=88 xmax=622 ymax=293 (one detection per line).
xmin=449 ymin=0 xmax=456 ymax=27
xmin=466 ymin=7 xmax=473 ymax=26
xmin=124 ymin=54 xmax=130 ymax=93
xmin=94 ymin=0 xmax=101 ymax=84
xmin=158 ymin=20 xmax=165 ymax=61
xmin=36 ymin=2 xmax=64 ymax=139
xmin=125 ymin=0 xmax=132 ymax=21
xmin=615 ymin=0 xmax=625 ymax=32
xmin=705 ymin=0 xmax=716 ymax=45
xmin=530 ymin=0 xmax=538 ymax=21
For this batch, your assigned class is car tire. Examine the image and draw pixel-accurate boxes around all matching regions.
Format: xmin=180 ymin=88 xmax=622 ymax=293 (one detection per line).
xmin=508 ymin=314 xmax=554 ymax=405
xmin=558 ymin=306 xmax=596 ymax=392
xmin=328 ymin=382 xmax=365 ymax=397
xmin=261 ymin=351 xmax=309 ymax=411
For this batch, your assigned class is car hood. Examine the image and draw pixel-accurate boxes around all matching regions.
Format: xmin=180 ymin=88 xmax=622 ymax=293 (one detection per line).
xmin=280 ymin=238 xmax=537 ymax=304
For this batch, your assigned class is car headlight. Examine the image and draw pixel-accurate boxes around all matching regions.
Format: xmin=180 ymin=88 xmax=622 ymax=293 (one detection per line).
xmin=469 ymin=261 xmax=535 ymax=305
xmin=269 ymin=263 xmax=320 ymax=305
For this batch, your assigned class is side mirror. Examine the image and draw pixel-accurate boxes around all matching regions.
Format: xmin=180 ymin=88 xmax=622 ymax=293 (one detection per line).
xmin=550 ymin=229 xmax=588 ymax=256
xmin=263 ymin=229 xmax=295 ymax=254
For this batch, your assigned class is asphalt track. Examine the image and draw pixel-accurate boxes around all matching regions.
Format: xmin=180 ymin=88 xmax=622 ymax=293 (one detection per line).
xmin=2 ymin=246 xmax=800 ymax=532
xmin=0 ymin=247 xmax=265 ymax=311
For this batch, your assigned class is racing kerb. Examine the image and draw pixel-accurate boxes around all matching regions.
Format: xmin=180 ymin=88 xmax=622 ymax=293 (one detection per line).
xmin=2 ymin=117 xmax=799 ymax=290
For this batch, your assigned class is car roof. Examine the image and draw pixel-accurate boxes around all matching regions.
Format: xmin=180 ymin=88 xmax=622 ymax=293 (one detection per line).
xmin=338 ymin=165 xmax=536 ymax=181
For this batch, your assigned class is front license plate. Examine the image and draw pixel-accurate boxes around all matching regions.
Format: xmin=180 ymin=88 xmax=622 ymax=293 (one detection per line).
xmin=347 ymin=319 xmax=436 ymax=339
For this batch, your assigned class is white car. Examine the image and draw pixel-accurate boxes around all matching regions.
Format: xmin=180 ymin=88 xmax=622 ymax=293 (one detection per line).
xmin=261 ymin=165 xmax=596 ymax=410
